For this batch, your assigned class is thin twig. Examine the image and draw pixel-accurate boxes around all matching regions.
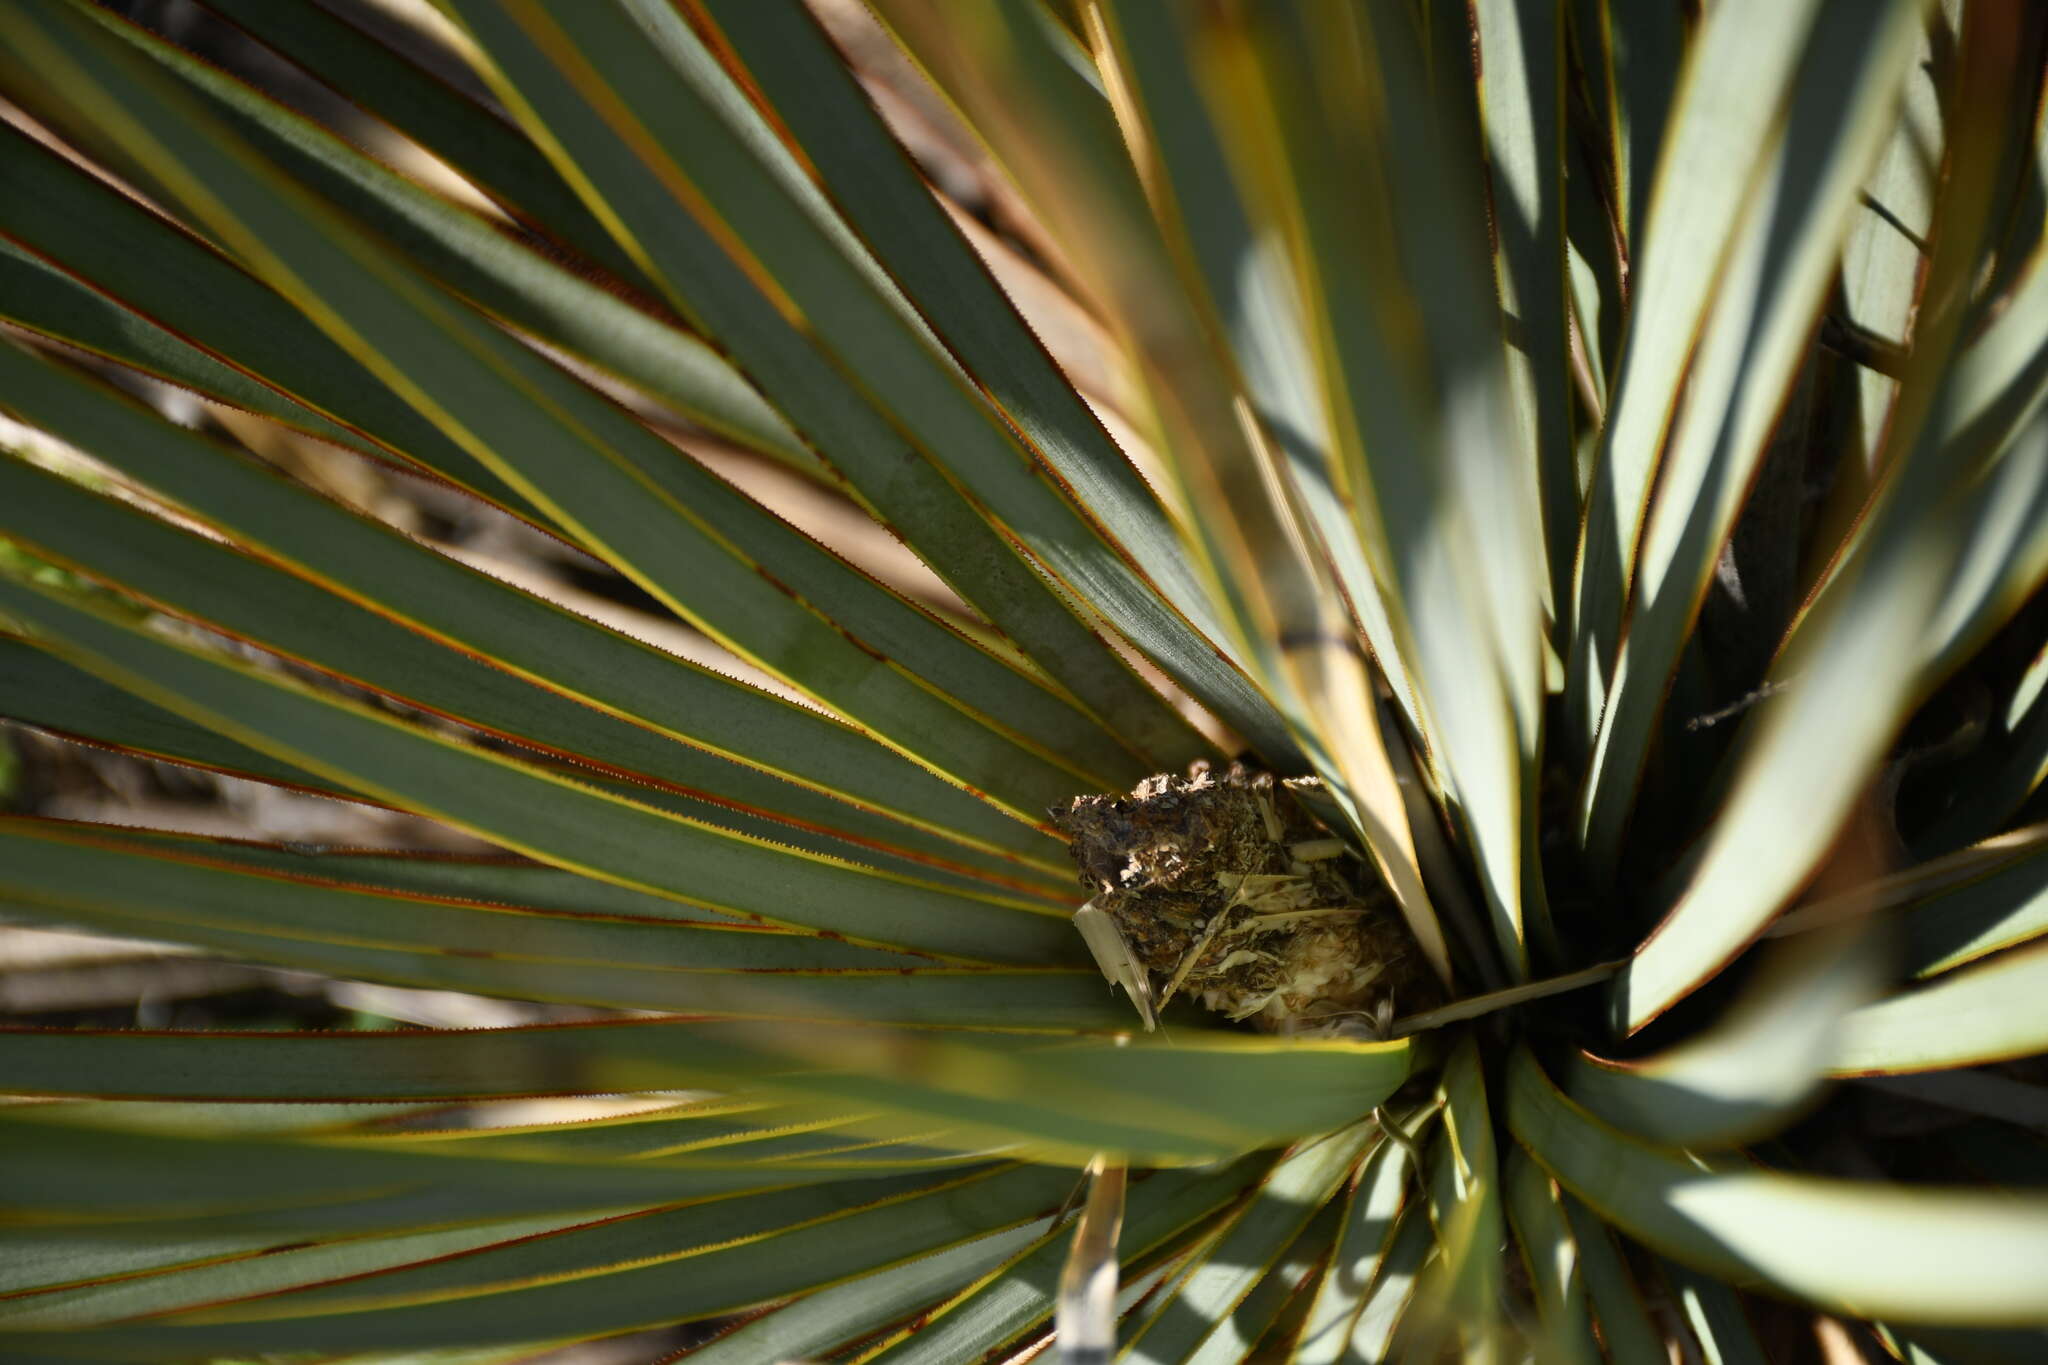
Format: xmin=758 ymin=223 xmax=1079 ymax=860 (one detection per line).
xmin=1389 ymin=959 xmax=1626 ymax=1035
xmin=1685 ymin=677 xmax=1796 ymax=732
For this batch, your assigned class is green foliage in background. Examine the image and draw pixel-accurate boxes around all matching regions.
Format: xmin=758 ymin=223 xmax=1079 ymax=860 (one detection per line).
xmin=0 ymin=0 xmax=2045 ymax=1359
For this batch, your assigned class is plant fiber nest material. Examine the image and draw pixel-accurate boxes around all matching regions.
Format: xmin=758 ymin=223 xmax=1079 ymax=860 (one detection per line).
xmin=1054 ymin=763 xmax=1435 ymax=1033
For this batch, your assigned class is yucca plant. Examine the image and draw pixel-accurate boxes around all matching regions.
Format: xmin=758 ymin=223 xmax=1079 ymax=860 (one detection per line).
xmin=0 ymin=0 xmax=2045 ymax=1359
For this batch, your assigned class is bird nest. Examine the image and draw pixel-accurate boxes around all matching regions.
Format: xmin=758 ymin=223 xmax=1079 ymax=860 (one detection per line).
xmin=1053 ymin=762 xmax=1435 ymax=1035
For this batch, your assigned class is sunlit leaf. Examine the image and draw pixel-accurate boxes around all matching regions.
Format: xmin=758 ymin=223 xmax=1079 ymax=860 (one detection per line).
xmin=1292 ymin=1120 xmax=1425 ymax=1365
xmin=1578 ymin=0 xmax=1924 ymax=874
xmin=1569 ymin=922 xmax=1884 ymax=1146
xmin=1121 ymin=1125 xmax=1373 ymax=1365
xmin=1510 ymin=1045 xmax=2048 ymax=1325
xmin=1832 ymin=938 xmax=2048 ymax=1074
xmin=856 ymin=1155 xmax=1269 ymax=1365
xmin=1502 ymin=1149 xmax=1600 ymax=1365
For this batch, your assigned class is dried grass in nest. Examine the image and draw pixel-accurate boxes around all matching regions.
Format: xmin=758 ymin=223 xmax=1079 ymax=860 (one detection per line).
xmin=1053 ymin=762 xmax=1436 ymax=1035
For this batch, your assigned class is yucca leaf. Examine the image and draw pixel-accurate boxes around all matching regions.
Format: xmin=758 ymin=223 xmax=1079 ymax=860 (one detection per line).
xmin=1071 ymin=0 xmax=1427 ymax=762
xmin=1853 ymin=1069 xmax=2048 ymax=1134
xmin=1835 ymin=4 xmax=1954 ymax=472
xmin=1894 ymin=830 xmax=2048 ymax=976
xmin=431 ymin=0 xmax=1210 ymax=775
xmin=1509 ymin=1045 xmax=2048 ymax=1325
xmin=1096 ymin=0 xmax=1462 ymax=978
xmin=1570 ymin=0 xmax=1689 ymax=261
xmin=0 ymin=1105 xmax=956 ymax=1241
xmin=1617 ymin=301 xmax=2048 ymax=1030
xmin=1079 ymin=0 xmax=1455 ymax=982
xmin=167 ymin=1195 xmax=1048 ymax=1342
xmin=688 ymin=0 xmax=1286 ymax=777
xmin=53 ymin=4 xmax=816 ymax=483
xmin=1108 ymin=1230 xmax=1227 ymax=1362
xmin=36 ymin=823 xmax=1031 ymax=930
xmin=868 ymin=0 xmax=1378 ymax=793
xmin=1793 ymin=22 xmax=2048 ymax=620
xmin=390 ymin=1101 xmax=969 ymax=1167
xmin=1561 ymin=220 xmax=1617 ymax=433
xmin=1919 ymin=406 xmax=2048 ymax=681
xmin=1119 ymin=1124 xmax=1375 ymax=1365
xmin=856 ymin=1155 xmax=1273 ymax=1365
xmin=867 ymin=1032 xmax=1414 ymax=1163
xmin=1915 ymin=641 xmax=2048 ymax=855
xmin=0 ymin=236 xmax=438 ymax=493
xmin=327 ymin=1347 xmax=579 ymax=1365
xmin=861 ymin=0 xmax=1194 ymax=449
xmin=1661 ymin=1258 xmax=1771 ymax=1365
xmin=0 ymin=448 xmax=1075 ymax=889
xmin=1423 ymin=1038 xmax=1506 ymax=1362
xmin=1567 ymin=922 xmax=1883 ymax=1147
xmin=0 ymin=1226 xmax=310 ymax=1300
xmin=1 ymin=454 xmax=1071 ymax=900
xmin=0 ymin=1017 xmax=853 ymax=1107
xmin=192 ymin=0 xmax=651 ymax=289
xmin=0 ymin=1020 xmax=1415 ymax=1163
xmin=1292 ymin=1116 xmax=1426 ymax=1365
xmin=1197 ymin=3 xmax=1548 ymax=981
xmin=1184 ymin=1196 xmax=1345 ymax=1365
xmin=1979 ymin=13 xmax=2048 ymax=299
xmin=2 ymin=1210 xmax=662 ymax=1329
xmin=0 ymin=568 xmax=1077 ymax=964
xmin=92 ymin=770 xmax=1066 ymax=905
xmin=1577 ymin=0 xmax=1924 ymax=875
xmin=648 ymin=1217 xmax=1055 ymax=1365
xmin=0 ymin=1161 xmax=1078 ymax=1359
xmin=0 ymin=636 xmax=332 ymax=795
xmin=1832 ymin=938 xmax=2048 ymax=1074
xmin=1475 ymin=0 xmax=1579 ymax=628
xmin=1342 ymin=1204 xmax=1436 ymax=1365
xmin=0 ymin=820 xmax=1150 ymax=1028
xmin=0 ymin=0 xmax=1144 ymax=816
xmin=0 ymin=121 xmax=545 ymax=518
xmin=1568 ymin=0 xmax=1828 ymax=755
xmin=1555 ymin=1 xmax=1637 ymax=414
xmin=1615 ymin=41 xmax=2048 ymax=1027
xmin=1557 ymin=1192 xmax=1666 ymax=1365
xmin=1502 ymin=1149 xmax=1601 ymax=1365
xmin=1766 ymin=824 xmax=2048 ymax=941
xmin=0 ymin=339 xmax=1073 ymax=867
xmin=27 ymin=1097 xmax=465 ymax=1138
xmin=0 ymin=814 xmax=805 ymax=955
xmin=14 ymin=826 xmax=1031 ymax=980
xmin=220 ymin=1097 xmax=978 ymax=1176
